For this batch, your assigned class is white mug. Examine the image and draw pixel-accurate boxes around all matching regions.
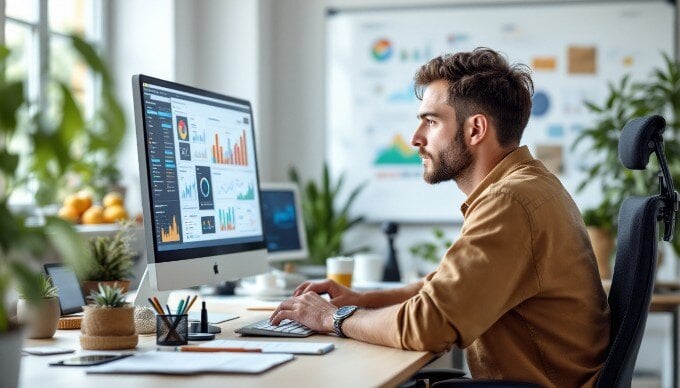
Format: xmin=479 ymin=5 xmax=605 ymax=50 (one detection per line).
xmin=353 ymin=253 xmax=384 ymax=283
xmin=255 ymin=272 xmax=280 ymax=290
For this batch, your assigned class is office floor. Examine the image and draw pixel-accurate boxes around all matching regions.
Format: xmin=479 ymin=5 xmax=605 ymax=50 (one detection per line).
xmin=632 ymin=375 xmax=662 ymax=388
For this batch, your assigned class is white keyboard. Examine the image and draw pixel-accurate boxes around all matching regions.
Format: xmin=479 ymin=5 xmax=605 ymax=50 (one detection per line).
xmin=235 ymin=319 xmax=316 ymax=338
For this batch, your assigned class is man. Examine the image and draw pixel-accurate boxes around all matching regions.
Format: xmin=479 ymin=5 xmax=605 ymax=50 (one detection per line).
xmin=270 ymin=48 xmax=610 ymax=386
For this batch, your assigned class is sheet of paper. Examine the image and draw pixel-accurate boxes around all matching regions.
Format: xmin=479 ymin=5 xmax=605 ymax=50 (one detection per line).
xmin=86 ymin=351 xmax=294 ymax=375
xmin=201 ymin=339 xmax=334 ymax=355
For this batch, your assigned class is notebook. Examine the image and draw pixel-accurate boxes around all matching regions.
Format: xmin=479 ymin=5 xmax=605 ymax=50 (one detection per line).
xmin=86 ymin=351 xmax=294 ymax=375
xmin=200 ymin=339 xmax=334 ymax=355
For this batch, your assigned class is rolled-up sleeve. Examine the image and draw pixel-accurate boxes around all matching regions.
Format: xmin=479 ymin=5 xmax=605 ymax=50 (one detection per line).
xmin=391 ymin=190 xmax=541 ymax=352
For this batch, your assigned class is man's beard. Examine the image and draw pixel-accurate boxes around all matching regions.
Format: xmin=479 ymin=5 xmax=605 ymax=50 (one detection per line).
xmin=422 ymin=125 xmax=472 ymax=184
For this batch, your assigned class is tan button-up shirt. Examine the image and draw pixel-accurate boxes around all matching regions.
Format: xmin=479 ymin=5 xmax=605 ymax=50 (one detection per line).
xmin=392 ymin=146 xmax=610 ymax=387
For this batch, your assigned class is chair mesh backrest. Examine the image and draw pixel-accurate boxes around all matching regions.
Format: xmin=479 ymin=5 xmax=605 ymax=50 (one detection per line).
xmin=596 ymin=196 xmax=662 ymax=387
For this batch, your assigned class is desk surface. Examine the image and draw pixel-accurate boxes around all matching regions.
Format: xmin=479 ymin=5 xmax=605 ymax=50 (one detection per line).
xmin=651 ymin=293 xmax=680 ymax=312
xmin=19 ymin=295 xmax=433 ymax=388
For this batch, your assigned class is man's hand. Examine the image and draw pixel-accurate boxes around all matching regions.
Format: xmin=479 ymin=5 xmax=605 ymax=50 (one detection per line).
xmin=293 ymin=279 xmax=363 ymax=307
xmin=269 ymin=292 xmax=337 ymax=332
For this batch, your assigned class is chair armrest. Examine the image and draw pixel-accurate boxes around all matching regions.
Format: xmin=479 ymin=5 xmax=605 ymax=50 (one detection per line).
xmin=411 ymin=368 xmax=467 ymax=381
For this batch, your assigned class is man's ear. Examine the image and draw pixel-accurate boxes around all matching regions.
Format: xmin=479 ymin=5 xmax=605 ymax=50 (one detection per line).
xmin=468 ymin=114 xmax=489 ymax=146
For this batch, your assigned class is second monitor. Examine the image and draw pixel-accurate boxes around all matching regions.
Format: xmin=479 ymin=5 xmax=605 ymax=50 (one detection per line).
xmin=260 ymin=182 xmax=308 ymax=263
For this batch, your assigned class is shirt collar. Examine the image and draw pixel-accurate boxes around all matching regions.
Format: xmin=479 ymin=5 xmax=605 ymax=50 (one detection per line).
xmin=460 ymin=145 xmax=534 ymax=216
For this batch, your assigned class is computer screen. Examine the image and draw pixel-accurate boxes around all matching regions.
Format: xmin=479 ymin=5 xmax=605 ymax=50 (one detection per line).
xmin=132 ymin=74 xmax=268 ymax=292
xmin=260 ymin=183 xmax=308 ymax=262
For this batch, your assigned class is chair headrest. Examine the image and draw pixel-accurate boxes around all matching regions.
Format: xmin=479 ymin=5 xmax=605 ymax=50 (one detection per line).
xmin=618 ymin=115 xmax=666 ymax=170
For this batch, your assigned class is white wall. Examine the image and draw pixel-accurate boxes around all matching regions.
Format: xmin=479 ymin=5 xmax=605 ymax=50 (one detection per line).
xmin=174 ymin=0 xmax=272 ymax=179
xmin=107 ymin=0 xmax=176 ymax=217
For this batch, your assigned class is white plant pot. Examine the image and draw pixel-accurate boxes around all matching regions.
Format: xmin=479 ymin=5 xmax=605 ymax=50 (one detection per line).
xmin=16 ymin=297 xmax=60 ymax=339
xmin=0 ymin=327 xmax=24 ymax=388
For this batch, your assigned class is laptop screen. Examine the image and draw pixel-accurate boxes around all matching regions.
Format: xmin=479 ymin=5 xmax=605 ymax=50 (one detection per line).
xmin=44 ymin=263 xmax=86 ymax=315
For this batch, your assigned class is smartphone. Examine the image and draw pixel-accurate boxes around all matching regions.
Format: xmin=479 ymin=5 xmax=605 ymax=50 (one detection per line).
xmin=49 ymin=354 xmax=131 ymax=367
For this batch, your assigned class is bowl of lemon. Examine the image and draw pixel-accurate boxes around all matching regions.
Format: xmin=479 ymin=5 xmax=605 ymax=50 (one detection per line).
xmin=58 ymin=190 xmax=129 ymax=225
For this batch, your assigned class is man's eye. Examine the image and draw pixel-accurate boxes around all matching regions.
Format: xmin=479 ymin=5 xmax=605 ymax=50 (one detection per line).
xmin=427 ymin=119 xmax=435 ymax=125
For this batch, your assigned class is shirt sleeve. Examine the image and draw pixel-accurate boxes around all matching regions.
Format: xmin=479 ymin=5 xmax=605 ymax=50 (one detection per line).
xmin=392 ymin=190 xmax=541 ymax=352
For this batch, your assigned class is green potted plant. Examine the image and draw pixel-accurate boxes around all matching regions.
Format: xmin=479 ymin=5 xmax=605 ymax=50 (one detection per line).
xmin=0 ymin=43 xmax=91 ymax=386
xmin=79 ymin=221 xmax=136 ymax=296
xmin=80 ymin=283 xmax=137 ymax=350
xmin=409 ymin=228 xmax=453 ymax=275
xmin=288 ymin=163 xmax=366 ymax=266
xmin=573 ymin=53 xmax=680 ymax=273
xmin=16 ymin=274 xmax=61 ymax=339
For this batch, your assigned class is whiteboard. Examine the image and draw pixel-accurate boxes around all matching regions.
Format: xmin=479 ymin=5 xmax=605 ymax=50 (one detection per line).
xmin=326 ymin=1 xmax=675 ymax=223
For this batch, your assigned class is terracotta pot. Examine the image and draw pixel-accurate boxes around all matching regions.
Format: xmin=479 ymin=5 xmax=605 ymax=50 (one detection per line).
xmin=587 ymin=227 xmax=615 ymax=279
xmin=81 ymin=279 xmax=131 ymax=301
xmin=16 ymin=297 xmax=60 ymax=339
xmin=0 ymin=327 xmax=24 ymax=388
xmin=81 ymin=305 xmax=135 ymax=336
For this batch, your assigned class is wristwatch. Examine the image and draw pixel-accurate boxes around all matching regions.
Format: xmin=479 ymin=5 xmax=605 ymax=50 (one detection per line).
xmin=333 ymin=305 xmax=358 ymax=338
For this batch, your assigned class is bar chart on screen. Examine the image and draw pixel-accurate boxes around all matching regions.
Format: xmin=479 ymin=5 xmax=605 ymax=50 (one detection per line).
xmin=211 ymin=130 xmax=248 ymax=166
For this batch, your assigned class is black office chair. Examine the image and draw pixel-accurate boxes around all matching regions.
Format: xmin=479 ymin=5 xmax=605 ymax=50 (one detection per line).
xmin=596 ymin=114 xmax=678 ymax=387
xmin=406 ymin=115 xmax=679 ymax=388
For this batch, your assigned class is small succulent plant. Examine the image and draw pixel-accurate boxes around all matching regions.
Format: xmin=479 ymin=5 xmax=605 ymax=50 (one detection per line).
xmin=19 ymin=274 xmax=59 ymax=300
xmin=39 ymin=275 xmax=59 ymax=298
xmin=89 ymin=283 xmax=127 ymax=308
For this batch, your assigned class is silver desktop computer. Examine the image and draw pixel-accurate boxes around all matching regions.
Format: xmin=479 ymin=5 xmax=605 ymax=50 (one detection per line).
xmin=131 ymin=74 xmax=268 ymax=307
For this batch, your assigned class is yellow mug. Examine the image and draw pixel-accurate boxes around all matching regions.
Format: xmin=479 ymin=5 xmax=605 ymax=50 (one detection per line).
xmin=326 ymin=257 xmax=354 ymax=288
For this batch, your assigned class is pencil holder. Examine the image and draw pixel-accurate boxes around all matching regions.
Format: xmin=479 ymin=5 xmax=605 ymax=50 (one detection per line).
xmin=156 ymin=314 xmax=188 ymax=346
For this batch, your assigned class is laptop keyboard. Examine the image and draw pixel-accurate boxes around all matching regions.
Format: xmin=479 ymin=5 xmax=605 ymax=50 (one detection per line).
xmin=235 ymin=319 xmax=316 ymax=338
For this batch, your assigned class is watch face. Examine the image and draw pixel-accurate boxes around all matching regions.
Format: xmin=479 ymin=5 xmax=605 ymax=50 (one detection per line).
xmin=335 ymin=305 xmax=357 ymax=318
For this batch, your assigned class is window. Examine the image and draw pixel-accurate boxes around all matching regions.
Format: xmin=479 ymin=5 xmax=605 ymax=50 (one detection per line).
xmin=3 ymin=0 xmax=104 ymax=114
xmin=2 ymin=0 xmax=105 ymax=205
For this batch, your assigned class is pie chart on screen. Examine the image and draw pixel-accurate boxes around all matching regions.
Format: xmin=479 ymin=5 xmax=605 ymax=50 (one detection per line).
xmin=177 ymin=119 xmax=188 ymax=140
xmin=199 ymin=177 xmax=211 ymax=198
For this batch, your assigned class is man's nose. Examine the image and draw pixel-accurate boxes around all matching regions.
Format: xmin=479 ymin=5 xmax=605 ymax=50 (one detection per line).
xmin=411 ymin=127 xmax=425 ymax=147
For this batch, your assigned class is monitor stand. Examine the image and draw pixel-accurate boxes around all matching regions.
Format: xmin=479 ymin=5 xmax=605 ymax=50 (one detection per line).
xmin=132 ymin=267 xmax=171 ymax=309
xmin=132 ymin=266 xmax=229 ymax=335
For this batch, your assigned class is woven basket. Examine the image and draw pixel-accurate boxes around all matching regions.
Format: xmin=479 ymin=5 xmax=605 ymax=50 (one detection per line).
xmin=80 ymin=334 xmax=138 ymax=350
xmin=81 ymin=306 xmax=135 ymax=336
xmin=80 ymin=305 xmax=138 ymax=350
xmin=57 ymin=316 xmax=82 ymax=330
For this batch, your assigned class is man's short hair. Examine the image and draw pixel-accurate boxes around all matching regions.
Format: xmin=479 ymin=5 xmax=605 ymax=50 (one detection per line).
xmin=414 ymin=47 xmax=534 ymax=147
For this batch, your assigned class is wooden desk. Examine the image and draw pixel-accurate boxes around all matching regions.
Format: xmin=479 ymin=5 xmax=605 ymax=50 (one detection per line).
xmin=18 ymin=295 xmax=434 ymax=388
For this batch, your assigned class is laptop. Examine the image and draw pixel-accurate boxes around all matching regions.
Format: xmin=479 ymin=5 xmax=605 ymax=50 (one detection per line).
xmin=44 ymin=263 xmax=86 ymax=316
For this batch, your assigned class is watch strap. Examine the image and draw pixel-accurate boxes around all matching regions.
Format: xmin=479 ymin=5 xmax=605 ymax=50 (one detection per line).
xmin=333 ymin=306 xmax=358 ymax=338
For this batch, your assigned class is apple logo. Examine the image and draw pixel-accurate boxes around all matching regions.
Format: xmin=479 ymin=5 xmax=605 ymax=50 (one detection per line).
xmin=213 ymin=263 xmax=219 ymax=274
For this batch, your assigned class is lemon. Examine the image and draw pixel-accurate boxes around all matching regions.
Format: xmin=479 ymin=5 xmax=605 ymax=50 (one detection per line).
xmin=103 ymin=205 xmax=128 ymax=223
xmin=81 ymin=205 xmax=104 ymax=224
xmin=57 ymin=205 xmax=80 ymax=223
xmin=103 ymin=192 xmax=124 ymax=208
xmin=64 ymin=192 xmax=92 ymax=215
xmin=75 ymin=189 xmax=94 ymax=213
